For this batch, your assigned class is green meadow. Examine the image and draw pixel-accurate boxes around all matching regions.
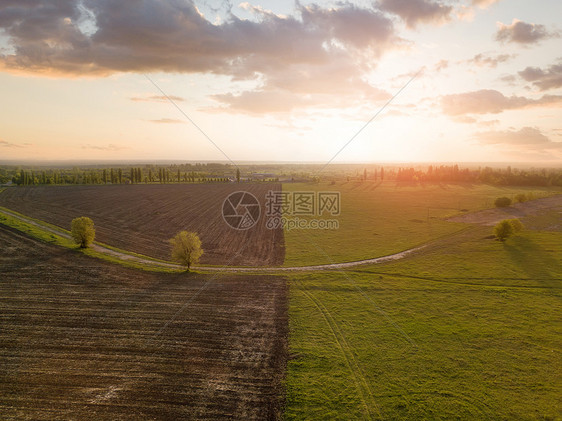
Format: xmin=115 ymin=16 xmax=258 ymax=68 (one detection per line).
xmin=285 ymin=209 xmax=562 ymax=419
xmin=282 ymin=181 xmax=560 ymax=266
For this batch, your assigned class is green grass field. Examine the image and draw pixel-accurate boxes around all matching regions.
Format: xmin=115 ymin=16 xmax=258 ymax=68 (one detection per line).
xmin=285 ymin=221 xmax=562 ymax=419
xmin=282 ymin=181 xmax=560 ymax=266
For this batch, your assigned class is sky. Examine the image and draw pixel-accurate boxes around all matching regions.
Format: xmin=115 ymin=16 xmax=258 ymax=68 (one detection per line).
xmin=0 ymin=0 xmax=561 ymax=164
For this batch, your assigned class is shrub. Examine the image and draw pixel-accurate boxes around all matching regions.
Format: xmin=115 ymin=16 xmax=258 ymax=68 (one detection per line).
xmin=494 ymin=220 xmax=513 ymax=241
xmin=508 ymin=219 xmax=524 ymax=233
xmin=494 ymin=197 xmax=512 ymax=208
xmin=514 ymin=193 xmax=526 ymax=203
xmin=71 ymin=217 xmax=95 ymax=248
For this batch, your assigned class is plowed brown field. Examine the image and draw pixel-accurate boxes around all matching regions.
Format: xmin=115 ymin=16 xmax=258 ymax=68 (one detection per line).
xmin=0 ymin=183 xmax=284 ymax=266
xmin=0 ymin=224 xmax=288 ymax=419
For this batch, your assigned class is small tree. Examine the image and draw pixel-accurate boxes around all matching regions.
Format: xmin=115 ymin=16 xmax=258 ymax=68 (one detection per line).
xmin=494 ymin=197 xmax=512 ymax=208
xmin=508 ymin=218 xmax=524 ymax=233
xmin=170 ymin=231 xmax=203 ymax=271
xmin=71 ymin=217 xmax=95 ymax=248
xmin=494 ymin=220 xmax=513 ymax=241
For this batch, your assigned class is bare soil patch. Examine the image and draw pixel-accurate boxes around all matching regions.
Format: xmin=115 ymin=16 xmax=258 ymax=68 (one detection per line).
xmin=0 ymin=224 xmax=288 ymax=420
xmin=448 ymin=195 xmax=562 ymax=229
xmin=0 ymin=184 xmax=284 ymax=266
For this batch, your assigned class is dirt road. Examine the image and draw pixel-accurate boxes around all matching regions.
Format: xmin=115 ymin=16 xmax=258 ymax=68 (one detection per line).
xmin=448 ymin=194 xmax=562 ymax=227
xmin=0 ymin=208 xmax=424 ymax=272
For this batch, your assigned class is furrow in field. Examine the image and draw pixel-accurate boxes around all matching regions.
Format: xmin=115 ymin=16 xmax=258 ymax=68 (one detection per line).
xmin=0 ymin=184 xmax=285 ymax=266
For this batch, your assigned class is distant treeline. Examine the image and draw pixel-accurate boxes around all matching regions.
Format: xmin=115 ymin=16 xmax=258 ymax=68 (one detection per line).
xmin=1 ymin=163 xmax=561 ymax=187
xmin=0 ymin=163 xmax=236 ymax=186
xmin=394 ymin=165 xmax=562 ymax=187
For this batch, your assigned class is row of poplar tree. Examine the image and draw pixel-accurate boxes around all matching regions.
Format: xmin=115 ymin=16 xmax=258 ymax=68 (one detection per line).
xmin=9 ymin=167 xmax=232 ymax=186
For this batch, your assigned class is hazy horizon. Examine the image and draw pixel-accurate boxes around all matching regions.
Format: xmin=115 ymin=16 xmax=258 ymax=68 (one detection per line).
xmin=2 ymin=159 xmax=561 ymax=172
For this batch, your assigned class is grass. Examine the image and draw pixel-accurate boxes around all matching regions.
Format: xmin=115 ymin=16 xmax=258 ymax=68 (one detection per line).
xmin=0 ymin=208 xmax=181 ymax=273
xmin=285 ymin=224 xmax=562 ymax=419
xmin=366 ymin=222 xmax=562 ymax=286
xmin=0 ymin=208 xmax=76 ymax=248
xmin=282 ymin=181 xmax=560 ymax=266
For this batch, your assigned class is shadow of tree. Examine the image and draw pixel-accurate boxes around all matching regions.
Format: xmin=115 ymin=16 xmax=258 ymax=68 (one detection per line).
xmin=504 ymin=236 xmax=562 ymax=292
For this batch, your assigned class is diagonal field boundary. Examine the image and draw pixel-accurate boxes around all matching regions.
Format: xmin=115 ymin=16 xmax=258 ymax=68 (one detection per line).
xmin=297 ymin=282 xmax=381 ymax=420
xmin=0 ymin=207 xmax=425 ymax=272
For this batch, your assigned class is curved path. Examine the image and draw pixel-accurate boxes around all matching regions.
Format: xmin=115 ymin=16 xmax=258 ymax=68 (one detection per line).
xmin=448 ymin=194 xmax=562 ymax=227
xmin=0 ymin=208 xmax=424 ymax=272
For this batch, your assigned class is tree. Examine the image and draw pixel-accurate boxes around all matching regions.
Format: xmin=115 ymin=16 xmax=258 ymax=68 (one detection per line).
xmin=71 ymin=217 xmax=95 ymax=248
xmin=508 ymin=218 xmax=524 ymax=233
xmin=169 ymin=231 xmax=204 ymax=271
xmin=494 ymin=220 xmax=513 ymax=241
xmin=236 ymin=168 xmax=240 ymax=183
xmin=380 ymin=167 xmax=384 ymax=181
xmin=494 ymin=197 xmax=512 ymax=207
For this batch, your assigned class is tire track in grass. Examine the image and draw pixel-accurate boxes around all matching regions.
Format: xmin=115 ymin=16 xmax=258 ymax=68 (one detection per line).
xmin=297 ymin=281 xmax=381 ymax=420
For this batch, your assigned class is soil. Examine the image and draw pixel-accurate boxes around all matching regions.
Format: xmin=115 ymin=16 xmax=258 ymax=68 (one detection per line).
xmin=447 ymin=195 xmax=562 ymax=229
xmin=0 ymin=184 xmax=285 ymax=266
xmin=0 ymin=224 xmax=288 ymax=420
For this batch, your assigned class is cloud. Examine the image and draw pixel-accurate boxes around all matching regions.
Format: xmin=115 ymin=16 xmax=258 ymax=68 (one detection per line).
xmin=441 ymin=89 xmax=562 ymax=115
xmin=147 ymin=118 xmax=184 ymax=124
xmin=0 ymin=1 xmax=401 ymax=114
xmin=453 ymin=116 xmax=477 ymax=124
xmin=472 ymin=0 xmax=502 ymax=8
xmin=211 ymin=90 xmax=311 ymax=114
xmin=0 ymin=139 xmax=25 ymax=148
xmin=518 ymin=62 xmax=562 ymax=91
xmin=478 ymin=119 xmax=500 ymax=127
xmin=130 ymin=95 xmax=185 ymax=103
xmin=500 ymin=74 xmax=517 ymax=85
xmin=476 ymin=127 xmax=562 ymax=151
xmin=0 ymin=1 xmax=399 ymax=76
xmin=82 ymin=144 xmax=128 ymax=151
xmin=496 ymin=19 xmax=558 ymax=45
xmin=434 ymin=59 xmax=448 ymax=72
xmin=452 ymin=116 xmax=501 ymax=127
xmin=466 ymin=53 xmax=515 ymax=68
xmin=210 ymin=64 xmax=391 ymax=113
xmin=378 ymin=0 xmax=452 ymax=28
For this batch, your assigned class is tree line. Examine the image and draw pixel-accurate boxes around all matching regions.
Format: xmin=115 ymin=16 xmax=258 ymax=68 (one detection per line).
xmin=4 ymin=166 xmax=235 ymax=186
xmin=393 ymin=165 xmax=562 ymax=187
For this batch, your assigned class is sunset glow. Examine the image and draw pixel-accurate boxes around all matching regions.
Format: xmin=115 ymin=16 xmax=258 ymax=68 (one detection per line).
xmin=1 ymin=0 xmax=561 ymax=163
